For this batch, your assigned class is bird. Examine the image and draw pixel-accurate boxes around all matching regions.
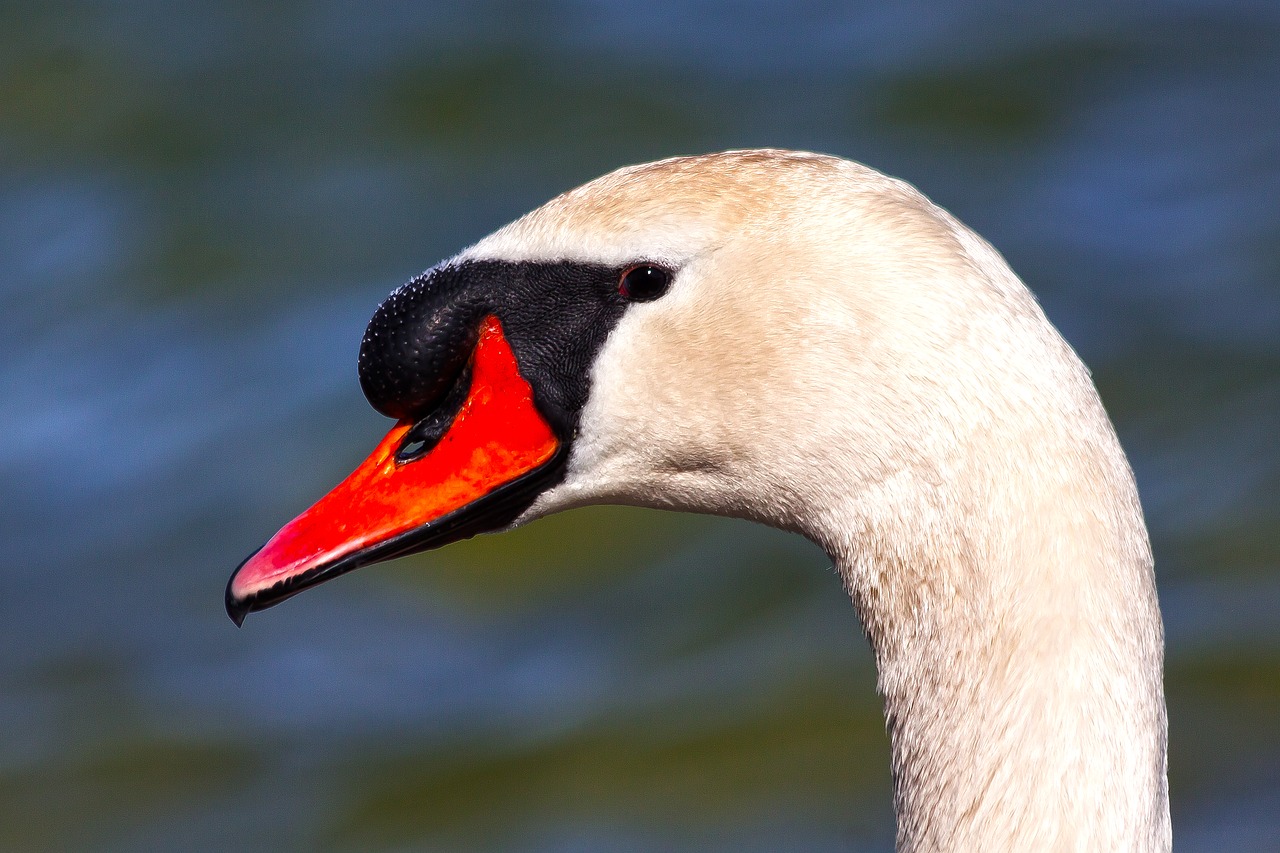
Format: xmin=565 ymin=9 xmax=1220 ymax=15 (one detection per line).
xmin=226 ymin=149 xmax=1171 ymax=851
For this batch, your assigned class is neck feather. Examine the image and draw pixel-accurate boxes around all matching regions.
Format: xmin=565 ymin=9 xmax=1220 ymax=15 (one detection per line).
xmin=807 ymin=405 xmax=1171 ymax=852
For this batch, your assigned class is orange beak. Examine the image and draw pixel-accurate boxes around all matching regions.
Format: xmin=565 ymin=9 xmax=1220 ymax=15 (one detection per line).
xmin=226 ymin=315 xmax=561 ymax=625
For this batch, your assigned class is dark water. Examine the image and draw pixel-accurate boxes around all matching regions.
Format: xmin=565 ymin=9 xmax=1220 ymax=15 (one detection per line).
xmin=3 ymin=2 xmax=1278 ymax=850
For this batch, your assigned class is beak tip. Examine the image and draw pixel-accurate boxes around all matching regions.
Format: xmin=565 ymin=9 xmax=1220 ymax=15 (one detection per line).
xmin=225 ymin=571 xmax=251 ymax=628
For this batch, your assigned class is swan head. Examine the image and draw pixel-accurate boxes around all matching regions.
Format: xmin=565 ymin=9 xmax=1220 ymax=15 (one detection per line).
xmin=226 ymin=149 xmax=1170 ymax=851
xmin=226 ymin=149 xmax=1089 ymax=624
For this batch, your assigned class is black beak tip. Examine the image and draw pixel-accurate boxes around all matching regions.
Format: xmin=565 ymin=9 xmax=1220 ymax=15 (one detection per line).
xmin=225 ymin=559 xmax=253 ymax=627
xmin=225 ymin=583 xmax=250 ymax=627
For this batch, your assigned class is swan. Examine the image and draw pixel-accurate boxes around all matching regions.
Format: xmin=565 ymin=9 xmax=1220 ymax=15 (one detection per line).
xmin=227 ymin=149 xmax=1171 ymax=851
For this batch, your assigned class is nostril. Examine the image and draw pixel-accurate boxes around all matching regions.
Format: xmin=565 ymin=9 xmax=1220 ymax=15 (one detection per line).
xmin=394 ymin=358 xmax=474 ymax=463
xmin=399 ymin=438 xmax=427 ymax=458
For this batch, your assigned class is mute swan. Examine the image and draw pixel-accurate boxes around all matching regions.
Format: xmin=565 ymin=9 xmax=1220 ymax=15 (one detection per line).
xmin=227 ymin=150 xmax=1171 ymax=851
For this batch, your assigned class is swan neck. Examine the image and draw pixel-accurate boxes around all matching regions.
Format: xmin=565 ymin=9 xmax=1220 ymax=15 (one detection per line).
xmin=820 ymin=448 xmax=1170 ymax=851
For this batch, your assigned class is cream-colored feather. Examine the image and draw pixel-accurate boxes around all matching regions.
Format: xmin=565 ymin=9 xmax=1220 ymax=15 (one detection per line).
xmin=464 ymin=150 xmax=1169 ymax=852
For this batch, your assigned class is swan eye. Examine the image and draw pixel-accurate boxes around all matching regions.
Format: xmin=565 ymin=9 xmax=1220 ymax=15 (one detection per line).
xmin=618 ymin=264 xmax=672 ymax=302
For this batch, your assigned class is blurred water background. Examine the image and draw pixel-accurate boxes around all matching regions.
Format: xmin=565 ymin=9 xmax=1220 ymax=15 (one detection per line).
xmin=3 ymin=1 xmax=1278 ymax=850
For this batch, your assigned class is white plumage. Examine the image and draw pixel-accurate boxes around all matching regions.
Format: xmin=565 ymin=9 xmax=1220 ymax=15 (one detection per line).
xmin=463 ymin=150 xmax=1172 ymax=851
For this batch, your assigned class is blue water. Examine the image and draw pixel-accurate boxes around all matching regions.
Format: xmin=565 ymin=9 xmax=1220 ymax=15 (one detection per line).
xmin=3 ymin=2 xmax=1278 ymax=850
